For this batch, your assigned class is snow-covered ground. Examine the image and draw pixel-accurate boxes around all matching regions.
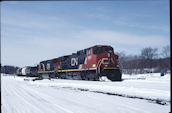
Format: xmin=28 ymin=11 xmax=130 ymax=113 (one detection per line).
xmin=1 ymin=73 xmax=171 ymax=113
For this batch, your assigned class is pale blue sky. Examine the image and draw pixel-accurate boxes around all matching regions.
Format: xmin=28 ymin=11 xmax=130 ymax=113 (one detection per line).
xmin=1 ymin=1 xmax=170 ymax=67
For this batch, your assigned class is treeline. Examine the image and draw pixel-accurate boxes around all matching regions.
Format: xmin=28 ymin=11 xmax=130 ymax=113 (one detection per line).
xmin=117 ymin=45 xmax=170 ymax=74
xmin=1 ymin=65 xmax=19 ymax=75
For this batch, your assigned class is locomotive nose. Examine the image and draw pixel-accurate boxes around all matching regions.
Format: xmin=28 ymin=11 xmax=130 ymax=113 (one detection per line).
xmin=101 ymin=52 xmax=112 ymax=65
xmin=102 ymin=58 xmax=109 ymax=64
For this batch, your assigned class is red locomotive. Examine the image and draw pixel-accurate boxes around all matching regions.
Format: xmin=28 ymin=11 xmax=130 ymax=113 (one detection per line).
xmin=38 ymin=45 xmax=122 ymax=81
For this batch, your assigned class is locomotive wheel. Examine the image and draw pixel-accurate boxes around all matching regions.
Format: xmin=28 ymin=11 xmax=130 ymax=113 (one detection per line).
xmin=85 ymin=71 xmax=99 ymax=81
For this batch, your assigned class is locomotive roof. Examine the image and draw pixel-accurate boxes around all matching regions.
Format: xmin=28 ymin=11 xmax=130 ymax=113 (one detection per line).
xmin=20 ymin=66 xmax=37 ymax=69
xmin=77 ymin=45 xmax=112 ymax=52
xmin=92 ymin=45 xmax=112 ymax=48
xmin=39 ymin=45 xmax=113 ymax=63
xmin=40 ymin=55 xmax=71 ymax=63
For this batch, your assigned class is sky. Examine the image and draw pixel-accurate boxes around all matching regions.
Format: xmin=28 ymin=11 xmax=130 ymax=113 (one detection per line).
xmin=1 ymin=0 xmax=170 ymax=67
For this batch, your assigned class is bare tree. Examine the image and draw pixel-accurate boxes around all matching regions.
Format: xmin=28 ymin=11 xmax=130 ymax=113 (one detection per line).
xmin=141 ymin=47 xmax=158 ymax=72
xmin=141 ymin=47 xmax=158 ymax=60
xmin=160 ymin=45 xmax=170 ymax=73
xmin=161 ymin=45 xmax=170 ymax=58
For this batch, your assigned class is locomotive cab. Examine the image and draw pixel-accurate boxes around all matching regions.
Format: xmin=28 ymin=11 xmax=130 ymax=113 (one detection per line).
xmin=92 ymin=45 xmax=122 ymax=81
xmin=93 ymin=46 xmax=118 ymax=67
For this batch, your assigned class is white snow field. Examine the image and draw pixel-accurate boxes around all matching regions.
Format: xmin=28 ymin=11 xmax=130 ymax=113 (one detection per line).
xmin=1 ymin=73 xmax=171 ymax=113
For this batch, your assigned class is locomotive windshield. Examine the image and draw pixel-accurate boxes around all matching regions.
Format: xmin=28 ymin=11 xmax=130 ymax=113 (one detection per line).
xmin=93 ymin=47 xmax=114 ymax=54
xmin=105 ymin=47 xmax=114 ymax=53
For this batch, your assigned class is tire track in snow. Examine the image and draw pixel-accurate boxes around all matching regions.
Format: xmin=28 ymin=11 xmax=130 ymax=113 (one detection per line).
xmin=16 ymin=85 xmax=75 ymax=113
xmin=15 ymin=81 xmax=75 ymax=113
xmin=15 ymin=79 xmax=76 ymax=113
xmin=10 ymin=80 xmax=43 ymax=113
xmin=2 ymin=78 xmax=42 ymax=113
xmin=53 ymin=104 xmax=74 ymax=113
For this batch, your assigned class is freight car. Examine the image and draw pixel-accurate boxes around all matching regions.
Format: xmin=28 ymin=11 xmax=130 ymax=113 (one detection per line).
xmin=38 ymin=45 xmax=122 ymax=81
xmin=16 ymin=66 xmax=38 ymax=77
xmin=16 ymin=68 xmax=22 ymax=76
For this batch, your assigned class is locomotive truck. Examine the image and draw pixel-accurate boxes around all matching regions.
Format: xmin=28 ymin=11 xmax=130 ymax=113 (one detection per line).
xmin=38 ymin=45 xmax=122 ymax=81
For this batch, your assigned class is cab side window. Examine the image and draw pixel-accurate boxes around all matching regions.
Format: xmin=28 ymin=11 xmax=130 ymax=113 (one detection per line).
xmin=86 ymin=49 xmax=92 ymax=55
xmin=93 ymin=47 xmax=105 ymax=54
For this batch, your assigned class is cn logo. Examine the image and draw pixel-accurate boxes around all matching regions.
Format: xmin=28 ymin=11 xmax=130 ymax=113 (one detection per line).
xmin=71 ymin=58 xmax=78 ymax=66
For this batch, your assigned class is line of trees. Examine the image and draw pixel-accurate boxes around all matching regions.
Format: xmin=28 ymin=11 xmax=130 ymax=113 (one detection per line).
xmin=1 ymin=65 xmax=19 ymax=75
xmin=117 ymin=45 xmax=170 ymax=74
